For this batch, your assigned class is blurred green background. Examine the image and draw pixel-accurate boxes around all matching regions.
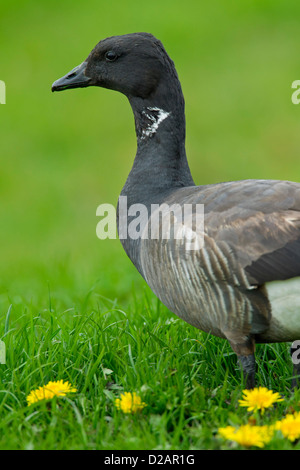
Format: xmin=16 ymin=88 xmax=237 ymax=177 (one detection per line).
xmin=1 ymin=0 xmax=300 ymax=312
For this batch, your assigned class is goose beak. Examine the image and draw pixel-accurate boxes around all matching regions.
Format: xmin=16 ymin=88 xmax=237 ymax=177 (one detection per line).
xmin=52 ymin=61 xmax=91 ymax=92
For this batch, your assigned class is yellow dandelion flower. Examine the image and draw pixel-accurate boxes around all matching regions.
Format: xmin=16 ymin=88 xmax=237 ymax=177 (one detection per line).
xmin=115 ymin=392 xmax=146 ymax=414
xmin=238 ymin=387 xmax=283 ymax=413
xmin=218 ymin=424 xmax=274 ymax=448
xmin=275 ymin=412 xmax=300 ymax=442
xmin=218 ymin=426 xmax=237 ymax=441
xmin=26 ymin=380 xmax=77 ymax=406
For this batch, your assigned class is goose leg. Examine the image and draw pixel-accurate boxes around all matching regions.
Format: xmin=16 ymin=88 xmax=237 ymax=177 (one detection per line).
xmin=225 ymin=334 xmax=256 ymax=389
xmin=238 ymin=354 xmax=256 ymax=389
xmin=290 ymin=341 xmax=300 ymax=389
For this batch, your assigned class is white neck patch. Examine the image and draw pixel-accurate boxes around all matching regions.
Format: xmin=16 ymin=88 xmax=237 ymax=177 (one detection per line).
xmin=140 ymin=107 xmax=171 ymax=139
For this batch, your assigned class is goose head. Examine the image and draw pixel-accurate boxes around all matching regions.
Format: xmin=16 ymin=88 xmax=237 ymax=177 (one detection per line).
xmin=52 ymin=33 xmax=177 ymax=100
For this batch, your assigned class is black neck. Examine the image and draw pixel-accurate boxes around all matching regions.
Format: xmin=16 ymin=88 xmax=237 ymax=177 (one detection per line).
xmin=121 ymin=74 xmax=195 ymax=207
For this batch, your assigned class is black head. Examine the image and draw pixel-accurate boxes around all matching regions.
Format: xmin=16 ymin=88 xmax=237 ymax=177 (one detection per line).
xmin=52 ymin=33 xmax=175 ymax=99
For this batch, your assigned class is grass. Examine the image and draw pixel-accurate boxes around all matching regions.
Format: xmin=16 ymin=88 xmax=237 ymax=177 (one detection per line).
xmin=1 ymin=0 xmax=300 ymax=450
xmin=1 ymin=281 xmax=300 ymax=450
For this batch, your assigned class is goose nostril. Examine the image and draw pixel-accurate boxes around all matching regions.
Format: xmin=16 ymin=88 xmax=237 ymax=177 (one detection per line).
xmin=67 ymin=72 xmax=76 ymax=79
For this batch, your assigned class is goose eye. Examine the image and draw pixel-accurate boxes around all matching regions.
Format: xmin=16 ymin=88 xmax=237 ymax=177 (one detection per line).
xmin=105 ymin=51 xmax=118 ymax=62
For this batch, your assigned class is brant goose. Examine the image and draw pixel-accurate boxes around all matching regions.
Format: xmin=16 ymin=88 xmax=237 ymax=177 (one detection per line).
xmin=52 ymin=33 xmax=300 ymax=389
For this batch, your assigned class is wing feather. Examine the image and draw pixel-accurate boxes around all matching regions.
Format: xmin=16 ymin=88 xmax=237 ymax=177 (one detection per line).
xmin=166 ymin=179 xmax=300 ymax=286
